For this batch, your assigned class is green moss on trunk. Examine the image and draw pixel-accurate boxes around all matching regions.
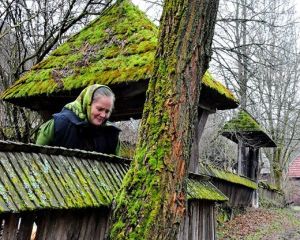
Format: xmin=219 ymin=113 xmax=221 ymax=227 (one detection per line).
xmin=109 ymin=0 xmax=220 ymax=239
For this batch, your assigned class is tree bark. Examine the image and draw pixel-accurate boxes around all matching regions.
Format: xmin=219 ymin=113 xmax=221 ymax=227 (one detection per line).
xmin=109 ymin=0 xmax=219 ymax=239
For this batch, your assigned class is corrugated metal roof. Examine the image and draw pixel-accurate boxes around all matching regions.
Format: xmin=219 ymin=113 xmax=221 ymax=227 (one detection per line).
xmin=288 ymin=156 xmax=300 ymax=178
xmin=0 ymin=140 xmax=226 ymax=214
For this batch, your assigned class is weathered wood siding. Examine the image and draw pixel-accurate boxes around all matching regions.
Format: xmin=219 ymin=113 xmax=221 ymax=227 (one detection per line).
xmin=177 ymin=200 xmax=216 ymax=240
xmin=189 ymin=109 xmax=210 ymax=174
xmin=212 ymin=180 xmax=254 ymax=207
xmin=259 ymin=187 xmax=284 ymax=206
xmin=287 ymin=179 xmax=300 ymax=205
xmin=0 ymin=203 xmax=217 ymax=240
xmin=0 ymin=208 xmax=110 ymax=240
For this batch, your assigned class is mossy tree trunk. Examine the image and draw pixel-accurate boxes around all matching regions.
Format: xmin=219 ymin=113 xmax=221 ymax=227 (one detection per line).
xmin=109 ymin=0 xmax=219 ymax=239
xmin=272 ymin=146 xmax=289 ymax=188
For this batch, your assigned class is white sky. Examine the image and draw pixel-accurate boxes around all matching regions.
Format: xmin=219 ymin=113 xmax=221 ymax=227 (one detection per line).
xmin=296 ymin=1 xmax=300 ymax=15
xmin=132 ymin=0 xmax=162 ymax=24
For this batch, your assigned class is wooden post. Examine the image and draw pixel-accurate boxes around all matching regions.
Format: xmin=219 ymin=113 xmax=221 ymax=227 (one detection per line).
xmin=189 ymin=108 xmax=210 ymax=173
xmin=237 ymin=140 xmax=243 ymax=175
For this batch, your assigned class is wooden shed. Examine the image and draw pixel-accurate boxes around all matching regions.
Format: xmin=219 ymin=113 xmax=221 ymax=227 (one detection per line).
xmin=258 ymin=181 xmax=284 ymax=207
xmin=0 ymin=140 xmax=227 ymax=239
xmin=199 ymin=163 xmax=257 ymax=207
xmin=222 ymin=110 xmax=276 ymax=180
xmin=221 ymin=110 xmax=277 ymax=207
xmin=1 ymin=0 xmax=238 ymax=122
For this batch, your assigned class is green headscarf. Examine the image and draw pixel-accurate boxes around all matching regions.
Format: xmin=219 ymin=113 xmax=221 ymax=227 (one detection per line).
xmin=64 ymin=84 xmax=113 ymax=123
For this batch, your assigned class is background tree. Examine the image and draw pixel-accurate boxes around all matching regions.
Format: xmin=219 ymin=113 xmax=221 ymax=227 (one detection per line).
xmin=109 ymin=0 xmax=220 ymax=239
xmin=211 ymin=0 xmax=300 ymax=186
xmin=0 ymin=0 xmax=112 ymax=142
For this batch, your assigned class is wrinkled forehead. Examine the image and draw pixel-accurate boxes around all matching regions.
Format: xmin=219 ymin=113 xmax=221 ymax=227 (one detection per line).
xmin=92 ymin=95 xmax=114 ymax=110
xmin=92 ymin=94 xmax=114 ymax=102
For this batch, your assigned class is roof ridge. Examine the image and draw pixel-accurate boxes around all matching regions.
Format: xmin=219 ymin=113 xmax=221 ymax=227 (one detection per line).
xmin=0 ymin=140 xmax=131 ymax=164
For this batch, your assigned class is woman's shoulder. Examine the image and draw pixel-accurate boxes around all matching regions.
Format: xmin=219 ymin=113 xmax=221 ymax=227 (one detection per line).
xmin=53 ymin=108 xmax=85 ymax=125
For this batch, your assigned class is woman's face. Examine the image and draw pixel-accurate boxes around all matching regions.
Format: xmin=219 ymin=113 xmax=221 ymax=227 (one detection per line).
xmin=90 ymin=96 xmax=113 ymax=126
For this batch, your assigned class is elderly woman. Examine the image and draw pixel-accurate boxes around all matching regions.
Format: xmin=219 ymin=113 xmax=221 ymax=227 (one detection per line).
xmin=36 ymin=84 xmax=120 ymax=155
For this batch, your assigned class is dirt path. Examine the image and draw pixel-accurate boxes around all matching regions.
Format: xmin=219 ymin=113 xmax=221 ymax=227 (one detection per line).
xmin=218 ymin=207 xmax=300 ymax=240
xmin=263 ymin=208 xmax=300 ymax=240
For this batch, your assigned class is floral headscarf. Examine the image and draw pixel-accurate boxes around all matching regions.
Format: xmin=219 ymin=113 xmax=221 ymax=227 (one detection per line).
xmin=64 ymin=84 xmax=113 ymax=123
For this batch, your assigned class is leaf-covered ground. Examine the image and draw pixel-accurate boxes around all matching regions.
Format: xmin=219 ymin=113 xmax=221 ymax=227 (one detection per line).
xmin=217 ymin=207 xmax=300 ymax=240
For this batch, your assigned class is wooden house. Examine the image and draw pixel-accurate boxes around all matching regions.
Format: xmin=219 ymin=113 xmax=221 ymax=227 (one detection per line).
xmin=287 ymin=156 xmax=300 ymax=205
xmin=0 ymin=1 xmax=256 ymax=239
xmin=221 ymin=110 xmax=277 ymax=206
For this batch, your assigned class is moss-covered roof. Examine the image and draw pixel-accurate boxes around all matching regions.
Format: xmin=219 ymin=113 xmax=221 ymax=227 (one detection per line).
xmin=258 ymin=181 xmax=282 ymax=193
xmin=1 ymin=0 xmax=238 ymax=115
xmin=0 ymin=140 xmax=226 ymax=213
xmin=2 ymin=0 xmax=157 ymax=99
xmin=223 ymin=110 xmax=261 ymax=132
xmin=201 ymin=71 xmax=238 ymax=109
xmin=187 ymin=178 xmax=228 ymax=202
xmin=0 ymin=141 xmax=128 ymax=213
xmin=199 ymin=163 xmax=258 ymax=190
xmin=222 ymin=110 xmax=276 ymax=147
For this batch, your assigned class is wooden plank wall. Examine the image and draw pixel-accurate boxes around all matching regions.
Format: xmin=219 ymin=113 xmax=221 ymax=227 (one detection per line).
xmin=212 ymin=180 xmax=254 ymax=207
xmin=259 ymin=188 xmax=284 ymax=206
xmin=177 ymin=200 xmax=216 ymax=240
xmin=0 ymin=208 xmax=110 ymax=240
xmin=0 ymin=202 xmax=216 ymax=240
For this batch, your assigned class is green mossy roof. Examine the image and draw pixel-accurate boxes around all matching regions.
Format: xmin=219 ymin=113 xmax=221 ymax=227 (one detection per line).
xmin=258 ymin=181 xmax=282 ymax=193
xmin=187 ymin=178 xmax=228 ymax=202
xmin=0 ymin=140 xmax=226 ymax=213
xmin=202 ymin=71 xmax=237 ymax=104
xmin=223 ymin=110 xmax=261 ymax=132
xmin=2 ymin=0 xmax=157 ymax=99
xmin=222 ymin=110 xmax=276 ymax=147
xmin=199 ymin=163 xmax=258 ymax=190
xmin=1 ymin=0 xmax=237 ymax=107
